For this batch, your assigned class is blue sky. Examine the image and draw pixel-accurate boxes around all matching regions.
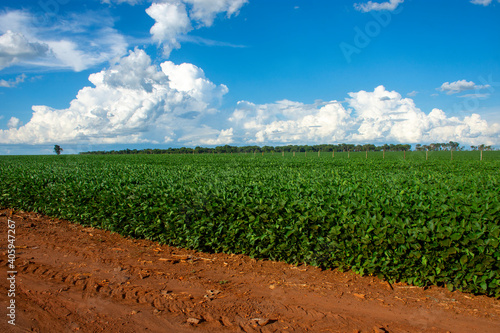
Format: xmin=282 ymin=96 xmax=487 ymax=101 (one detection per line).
xmin=0 ymin=0 xmax=499 ymax=154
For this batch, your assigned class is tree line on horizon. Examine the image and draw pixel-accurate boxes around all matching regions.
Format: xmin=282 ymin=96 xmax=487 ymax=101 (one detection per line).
xmin=415 ymin=142 xmax=494 ymax=152
xmin=78 ymin=141 xmax=496 ymax=155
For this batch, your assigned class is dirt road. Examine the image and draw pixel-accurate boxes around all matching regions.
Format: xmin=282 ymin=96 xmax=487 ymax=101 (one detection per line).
xmin=1 ymin=209 xmax=499 ymax=332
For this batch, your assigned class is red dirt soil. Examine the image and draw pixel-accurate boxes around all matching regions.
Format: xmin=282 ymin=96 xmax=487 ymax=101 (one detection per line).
xmin=1 ymin=209 xmax=499 ymax=333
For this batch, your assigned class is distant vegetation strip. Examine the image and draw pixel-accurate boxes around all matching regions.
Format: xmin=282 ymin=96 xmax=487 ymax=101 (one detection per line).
xmin=79 ymin=142 xmax=496 ymax=155
xmin=1 ymin=153 xmax=499 ymax=297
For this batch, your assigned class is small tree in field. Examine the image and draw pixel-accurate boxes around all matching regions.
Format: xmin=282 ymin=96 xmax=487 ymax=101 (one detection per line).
xmin=54 ymin=145 xmax=63 ymax=155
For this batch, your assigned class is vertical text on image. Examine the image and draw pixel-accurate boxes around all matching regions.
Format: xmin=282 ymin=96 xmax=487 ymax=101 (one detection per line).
xmin=7 ymin=218 xmax=17 ymax=326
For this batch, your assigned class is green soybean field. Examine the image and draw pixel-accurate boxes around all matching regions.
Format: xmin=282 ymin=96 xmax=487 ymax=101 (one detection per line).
xmin=1 ymin=151 xmax=499 ymax=297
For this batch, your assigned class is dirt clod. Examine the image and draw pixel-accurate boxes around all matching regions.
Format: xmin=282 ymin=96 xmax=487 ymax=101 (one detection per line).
xmin=187 ymin=317 xmax=201 ymax=325
xmin=354 ymin=293 xmax=366 ymax=300
xmin=374 ymin=326 xmax=389 ymax=333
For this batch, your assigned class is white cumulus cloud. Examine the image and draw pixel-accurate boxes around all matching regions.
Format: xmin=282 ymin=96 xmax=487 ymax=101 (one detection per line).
xmin=184 ymin=0 xmax=248 ymax=26
xmin=0 ymin=30 xmax=49 ymax=70
xmin=439 ymin=80 xmax=491 ymax=95
xmin=347 ymin=86 xmax=426 ymax=143
xmin=354 ymin=0 xmax=404 ymax=12
xmin=146 ymin=1 xmax=193 ymax=56
xmin=230 ymin=100 xmax=352 ymax=144
xmin=0 ymin=49 xmax=228 ymax=145
xmin=0 ymin=10 xmax=128 ymax=72
xmin=229 ymin=86 xmax=500 ymax=146
xmin=7 ymin=117 xmax=22 ymax=129
xmin=146 ymin=0 xmax=247 ymax=56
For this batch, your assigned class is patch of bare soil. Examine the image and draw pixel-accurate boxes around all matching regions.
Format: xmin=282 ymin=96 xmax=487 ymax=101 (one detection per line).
xmin=1 ymin=209 xmax=499 ymax=333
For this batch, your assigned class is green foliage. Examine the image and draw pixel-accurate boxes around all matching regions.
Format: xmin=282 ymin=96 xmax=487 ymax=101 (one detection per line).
xmin=1 ymin=152 xmax=499 ymax=296
xmin=54 ymin=145 xmax=63 ymax=155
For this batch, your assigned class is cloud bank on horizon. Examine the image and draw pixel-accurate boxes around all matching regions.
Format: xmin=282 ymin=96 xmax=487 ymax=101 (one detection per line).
xmin=0 ymin=0 xmax=499 ymax=150
xmin=1 ymin=49 xmax=498 ymax=147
